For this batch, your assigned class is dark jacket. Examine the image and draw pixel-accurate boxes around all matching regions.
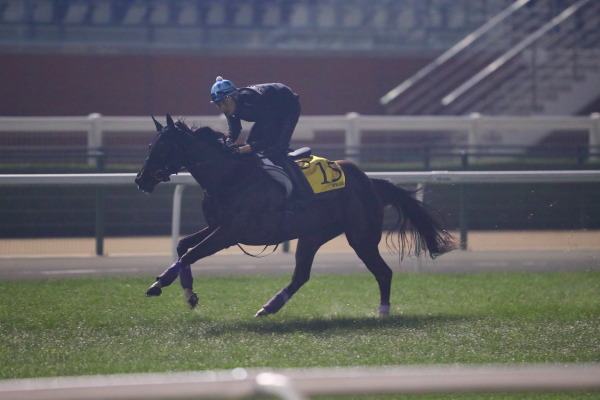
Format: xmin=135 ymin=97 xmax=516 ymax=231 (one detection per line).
xmin=227 ymin=83 xmax=300 ymax=152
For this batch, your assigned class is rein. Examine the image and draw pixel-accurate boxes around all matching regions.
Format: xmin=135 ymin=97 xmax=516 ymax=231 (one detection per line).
xmin=237 ymin=243 xmax=279 ymax=258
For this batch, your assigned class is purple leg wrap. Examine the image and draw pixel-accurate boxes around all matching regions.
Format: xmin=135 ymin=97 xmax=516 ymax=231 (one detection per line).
xmin=179 ymin=264 xmax=193 ymax=290
xmin=157 ymin=260 xmax=182 ymax=287
xmin=263 ymin=288 xmax=291 ymax=314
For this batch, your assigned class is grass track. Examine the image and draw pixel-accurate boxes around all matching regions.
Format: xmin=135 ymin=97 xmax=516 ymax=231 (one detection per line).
xmin=1 ymin=271 xmax=599 ymax=399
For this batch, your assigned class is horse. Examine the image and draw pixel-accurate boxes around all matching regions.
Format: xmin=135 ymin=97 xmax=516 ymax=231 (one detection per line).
xmin=135 ymin=114 xmax=455 ymax=316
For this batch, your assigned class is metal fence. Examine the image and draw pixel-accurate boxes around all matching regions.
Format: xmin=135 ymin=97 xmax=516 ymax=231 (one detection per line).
xmin=2 ymin=170 xmax=599 ymax=258
xmin=1 ymin=114 xmax=599 ymax=168
xmin=1 ymin=114 xmax=599 ymax=256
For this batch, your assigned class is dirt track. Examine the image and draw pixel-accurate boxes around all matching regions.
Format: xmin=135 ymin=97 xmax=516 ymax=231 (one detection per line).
xmin=1 ymin=230 xmax=599 ymax=258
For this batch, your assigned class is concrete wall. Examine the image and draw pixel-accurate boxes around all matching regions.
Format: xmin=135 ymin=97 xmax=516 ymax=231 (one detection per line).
xmin=0 ymin=52 xmax=432 ymax=117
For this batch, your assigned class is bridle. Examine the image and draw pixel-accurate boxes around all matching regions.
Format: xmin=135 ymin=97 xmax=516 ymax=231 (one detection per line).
xmin=145 ymin=135 xmax=185 ymax=182
xmin=153 ymin=164 xmax=180 ymax=182
xmin=147 ymin=126 xmax=219 ymax=183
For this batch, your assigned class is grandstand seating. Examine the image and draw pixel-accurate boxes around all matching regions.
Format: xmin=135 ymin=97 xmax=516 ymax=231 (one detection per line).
xmin=381 ymin=0 xmax=600 ymax=116
xmin=0 ymin=0 xmax=514 ymax=52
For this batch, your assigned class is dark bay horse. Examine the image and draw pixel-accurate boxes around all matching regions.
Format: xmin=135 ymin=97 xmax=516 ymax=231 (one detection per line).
xmin=135 ymin=115 xmax=454 ymax=316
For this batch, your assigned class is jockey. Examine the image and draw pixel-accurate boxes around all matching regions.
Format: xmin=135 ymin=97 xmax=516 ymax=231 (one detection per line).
xmin=210 ymin=76 xmax=311 ymax=208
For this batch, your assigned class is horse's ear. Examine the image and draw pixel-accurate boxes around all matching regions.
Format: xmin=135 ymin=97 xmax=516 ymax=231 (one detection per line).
xmin=151 ymin=115 xmax=163 ymax=132
xmin=166 ymin=114 xmax=175 ymax=128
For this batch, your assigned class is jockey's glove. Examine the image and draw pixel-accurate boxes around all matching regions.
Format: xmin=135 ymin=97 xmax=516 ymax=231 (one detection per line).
xmin=235 ymin=145 xmax=253 ymax=155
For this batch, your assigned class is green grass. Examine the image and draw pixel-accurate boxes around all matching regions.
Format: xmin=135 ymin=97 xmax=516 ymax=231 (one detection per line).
xmin=1 ymin=272 xmax=598 ymax=381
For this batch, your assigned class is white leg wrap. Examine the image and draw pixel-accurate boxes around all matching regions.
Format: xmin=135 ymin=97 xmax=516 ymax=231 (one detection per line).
xmin=379 ymin=303 xmax=390 ymax=316
xmin=151 ymin=281 xmax=162 ymax=289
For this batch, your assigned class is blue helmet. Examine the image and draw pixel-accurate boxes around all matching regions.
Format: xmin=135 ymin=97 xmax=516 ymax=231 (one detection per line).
xmin=210 ymin=76 xmax=237 ymax=103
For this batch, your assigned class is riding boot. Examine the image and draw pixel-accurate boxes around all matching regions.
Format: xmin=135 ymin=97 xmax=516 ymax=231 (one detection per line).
xmin=269 ymin=154 xmax=312 ymax=210
xmin=286 ymin=162 xmax=313 ymax=211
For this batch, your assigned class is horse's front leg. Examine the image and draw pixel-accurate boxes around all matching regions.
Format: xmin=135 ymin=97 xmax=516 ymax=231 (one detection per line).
xmin=175 ymin=226 xmax=236 ymax=309
xmin=145 ymin=227 xmax=216 ymax=307
xmin=145 ymin=259 xmax=184 ymax=297
xmin=179 ymin=263 xmax=198 ymax=309
xmin=146 ymin=260 xmax=199 ymax=309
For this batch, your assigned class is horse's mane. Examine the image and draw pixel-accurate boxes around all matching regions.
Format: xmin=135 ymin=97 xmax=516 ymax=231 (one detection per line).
xmin=174 ymin=119 xmax=228 ymax=151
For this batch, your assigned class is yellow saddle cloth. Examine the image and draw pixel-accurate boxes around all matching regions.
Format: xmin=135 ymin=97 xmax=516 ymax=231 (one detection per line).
xmin=295 ymin=155 xmax=346 ymax=194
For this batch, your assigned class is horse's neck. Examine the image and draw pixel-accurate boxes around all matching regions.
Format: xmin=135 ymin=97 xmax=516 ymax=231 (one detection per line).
xmin=187 ymin=156 xmax=254 ymax=196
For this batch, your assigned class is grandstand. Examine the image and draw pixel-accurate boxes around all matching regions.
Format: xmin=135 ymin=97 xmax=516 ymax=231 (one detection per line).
xmin=381 ymin=0 xmax=600 ymax=117
xmin=1 ymin=0 xmax=515 ymax=53
xmin=0 ymin=0 xmax=598 ymax=151
xmin=0 ymin=0 xmax=598 ymax=119
xmin=0 ymin=0 xmax=598 ymax=168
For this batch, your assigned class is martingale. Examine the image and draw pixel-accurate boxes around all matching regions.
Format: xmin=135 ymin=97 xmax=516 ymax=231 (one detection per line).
xmin=296 ymin=155 xmax=345 ymax=194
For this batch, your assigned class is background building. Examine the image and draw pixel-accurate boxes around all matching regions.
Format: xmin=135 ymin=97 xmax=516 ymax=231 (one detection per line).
xmin=3 ymin=0 xmax=596 ymax=117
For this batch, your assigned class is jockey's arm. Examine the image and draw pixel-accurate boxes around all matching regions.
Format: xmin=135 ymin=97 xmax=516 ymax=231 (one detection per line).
xmin=226 ymin=115 xmax=242 ymax=143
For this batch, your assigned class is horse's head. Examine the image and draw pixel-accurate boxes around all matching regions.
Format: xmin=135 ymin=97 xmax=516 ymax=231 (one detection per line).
xmin=135 ymin=114 xmax=230 ymax=193
xmin=135 ymin=114 xmax=187 ymax=193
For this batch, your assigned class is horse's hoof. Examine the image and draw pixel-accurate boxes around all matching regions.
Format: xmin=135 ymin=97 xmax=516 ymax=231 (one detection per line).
xmin=186 ymin=292 xmax=199 ymax=309
xmin=255 ymin=308 xmax=269 ymax=317
xmin=378 ymin=304 xmax=390 ymax=317
xmin=145 ymin=286 xmax=162 ymax=297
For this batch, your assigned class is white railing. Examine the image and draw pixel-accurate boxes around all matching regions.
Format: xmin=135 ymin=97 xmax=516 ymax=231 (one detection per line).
xmin=1 ymin=114 xmax=599 ymax=165
xmin=1 ymin=170 xmax=599 ymax=259
xmin=1 ymin=364 xmax=599 ymax=400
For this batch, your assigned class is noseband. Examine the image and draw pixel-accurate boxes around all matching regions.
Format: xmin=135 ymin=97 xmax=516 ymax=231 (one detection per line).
xmin=153 ymin=164 xmax=180 ymax=182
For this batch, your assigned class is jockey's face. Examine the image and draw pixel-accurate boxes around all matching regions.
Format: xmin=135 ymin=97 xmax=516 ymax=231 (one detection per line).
xmin=215 ymin=96 xmax=236 ymax=117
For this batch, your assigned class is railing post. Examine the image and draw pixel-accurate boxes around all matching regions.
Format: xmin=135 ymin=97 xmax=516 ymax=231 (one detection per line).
xmin=345 ymin=112 xmax=361 ymax=164
xmin=590 ymin=113 xmax=600 ymax=162
xmin=459 ymin=184 xmax=468 ymax=250
xmin=461 ymin=150 xmax=470 ymax=169
xmin=87 ymin=113 xmax=103 ymax=168
xmin=468 ymin=113 xmax=481 ymax=149
xmin=172 ymin=184 xmax=186 ymax=261
xmin=422 ymin=146 xmax=430 ymax=170
xmin=460 ymin=151 xmax=469 ymax=250
xmin=415 ymin=183 xmax=425 ymax=271
xmin=95 ymin=186 xmax=105 ymax=256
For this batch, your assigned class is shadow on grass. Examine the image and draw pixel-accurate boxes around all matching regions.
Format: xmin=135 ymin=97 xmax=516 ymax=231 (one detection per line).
xmin=201 ymin=314 xmax=469 ymax=336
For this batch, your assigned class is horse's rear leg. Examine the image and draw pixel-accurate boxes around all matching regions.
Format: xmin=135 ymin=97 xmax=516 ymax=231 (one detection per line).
xmin=255 ymin=235 xmax=330 ymax=317
xmin=347 ymin=237 xmax=393 ymax=316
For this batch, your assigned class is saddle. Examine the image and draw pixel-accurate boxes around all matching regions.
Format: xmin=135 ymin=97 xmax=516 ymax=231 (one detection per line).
xmin=258 ymin=147 xmax=345 ymax=198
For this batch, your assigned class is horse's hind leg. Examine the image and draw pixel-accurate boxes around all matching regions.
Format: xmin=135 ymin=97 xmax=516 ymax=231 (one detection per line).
xmin=346 ymin=234 xmax=393 ymax=316
xmin=255 ymin=234 xmax=331 ymax=317
xmin=177 ymin=227 xmax=215 ymax=258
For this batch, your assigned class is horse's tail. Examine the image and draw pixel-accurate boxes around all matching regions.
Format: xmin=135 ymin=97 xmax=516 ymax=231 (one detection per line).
xmin=371 ymin=179 xmax=456 ymax=259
